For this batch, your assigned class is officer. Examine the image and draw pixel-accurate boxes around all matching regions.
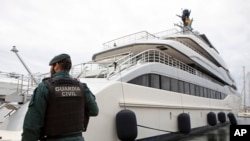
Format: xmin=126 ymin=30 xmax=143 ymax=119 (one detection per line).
xmin=21 ymin=53 xmax=99 ymax=141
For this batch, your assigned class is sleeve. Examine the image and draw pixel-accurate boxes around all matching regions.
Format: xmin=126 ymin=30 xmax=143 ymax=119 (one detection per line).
xmin=21 ymin=82 xmax=49 ymax=141
xmin=83 ymin=83 xmax=99 ymax=117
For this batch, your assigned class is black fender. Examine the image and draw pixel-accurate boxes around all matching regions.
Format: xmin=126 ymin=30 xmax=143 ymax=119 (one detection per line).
xmin=207 ymin=112 xmax=217 ymax=126
xmin=227 ymin=112 xmax=237 ymax=125
xmin=116 ymin=109 xmax=138 ymax=141
xmin=178 ymin=113 xmax=191 ymax=134
xmin=218 ymin=112 xmax=226 ymax=123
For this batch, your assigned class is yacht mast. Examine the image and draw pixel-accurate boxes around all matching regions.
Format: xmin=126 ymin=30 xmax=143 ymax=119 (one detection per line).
xmin=11 ymin=46 xmax=38 ymax=85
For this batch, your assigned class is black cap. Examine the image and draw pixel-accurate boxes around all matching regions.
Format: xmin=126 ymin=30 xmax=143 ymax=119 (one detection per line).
xmin=49 ymin=53 xmax=71 ymax=65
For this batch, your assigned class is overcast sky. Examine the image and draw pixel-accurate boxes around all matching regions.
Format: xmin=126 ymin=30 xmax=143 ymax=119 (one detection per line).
xmin=0 ymin=0 xmax=250 ymax=94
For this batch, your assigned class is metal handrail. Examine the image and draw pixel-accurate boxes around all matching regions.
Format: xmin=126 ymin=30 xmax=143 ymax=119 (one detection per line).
xmin=0 ymin=72 xmax=37 ymax=103
xmin=110 ymin=49 xmax=194 ymax=76
xmin=109 ymin=49 xmax=219 ymax=84
xmin=103 ymin=31 xmax=157 ymax=50
xmin=102 ymin=28 xmax=188 ymax=50
xmin=71 ymin=49 xmax=220 ymax=85
xmin=71 ymin=53 xmax=133 ymax=78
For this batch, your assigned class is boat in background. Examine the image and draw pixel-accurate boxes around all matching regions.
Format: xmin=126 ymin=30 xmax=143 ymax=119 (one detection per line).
xmin=0 ymin=71 xmax=35 ymax=140
xmin=0 ymin=9 xmax=241 ymax=141
xmin=238 ymin=112 xmax=250 ymax=118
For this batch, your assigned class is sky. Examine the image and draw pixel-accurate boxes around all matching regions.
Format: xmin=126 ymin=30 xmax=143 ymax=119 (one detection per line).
xmin=0 ymin=0 xmax=250 ymax=95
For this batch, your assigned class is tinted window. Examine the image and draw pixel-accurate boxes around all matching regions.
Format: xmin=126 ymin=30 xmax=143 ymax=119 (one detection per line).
xmin=150 ymin=74 xmax=160 ymax=89
xmin=184 ymin=82 xmax=190 ymax=94
xmin=129 ymin=74 xmax=149 ymax=87
xmin=179 ymin=81 xmax=184 ymax=93
xmin=203 ymin=88 xmax=207 ymax=98
xmin=161 ymin=76 xmax=171 ymax=90
xmin=128 ymin=73 xmax=224 ymax=100
xmin=200 ymin=87 xmax=204 ymax=97
xmin=207 ymin=89 xmax=211 ymax=98
xmin=190 ymin=83 xmax=195 ymax=95
xmin=216 ymin=91 xmax=221 ymax=99
xmin=211 ymin=90 xmax=215 ymax=99
xmin=170 ymin=78 xmax=178 ymax=92
xmin=195 ymin=85 xmax=200 ymax=96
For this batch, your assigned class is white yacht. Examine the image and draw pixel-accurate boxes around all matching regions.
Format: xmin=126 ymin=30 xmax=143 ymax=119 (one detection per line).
xmin=0 ymin=9 xmax=241 ymax=141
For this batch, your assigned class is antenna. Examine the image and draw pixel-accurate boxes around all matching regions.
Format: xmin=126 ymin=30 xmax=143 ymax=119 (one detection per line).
xmin=175 ymin=9 xmax=193 ymax=32
xmin=11 ymin=46 xmax=38 ymax=85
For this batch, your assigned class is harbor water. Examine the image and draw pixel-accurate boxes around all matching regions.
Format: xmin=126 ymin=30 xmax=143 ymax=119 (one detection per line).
xmin=172 ymin=117 xmax=250 ymax=141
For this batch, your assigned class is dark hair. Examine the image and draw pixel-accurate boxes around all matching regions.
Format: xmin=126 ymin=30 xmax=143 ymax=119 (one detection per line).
xmin=58 ymin=57 xmax=72 ymax=71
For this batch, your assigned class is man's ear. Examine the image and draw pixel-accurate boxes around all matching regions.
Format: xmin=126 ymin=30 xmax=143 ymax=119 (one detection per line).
xmin=54 ymin=63 xmax=61 ymax=72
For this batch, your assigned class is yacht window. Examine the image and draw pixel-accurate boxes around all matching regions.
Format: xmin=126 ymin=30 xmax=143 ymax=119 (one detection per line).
xmin=200 ymin=87 xmax=204 ymax=97
xmin=129 ymin=77 xmax=138 ymax=85
xmin=220 ymin=93 xmax=224 ymax=99
xmin=129 ymin=74 xmax=149 ymax=87
xmin=211 ymin=90 xmax=215 ymax=99
xmin=128 ymin=73 xmax=226 ymax=100
xmin=216 ymin=91 xmax=221 ymax=99
xmin=170 ymin=78 xmax=178 ymax=92
xmin=178 ymin=80 xmax=185 ymax=93
xmin=203 ymin=88 xmax=208 ymax=98
xmin=207 ymin=89 xmax=211 ymax=98
xmin=150 ymin=74 xmax=160 ymax=89
xmin=141 ymin=75 xmax=149 ymax=87
xmin=195 ymin=85 xmax=200 ymax=96
xmin=190 ymin=83 xmax=195 ymax=95
xmin=161 ymin=76 xmax=171 ymax=91
xmin=184 ymin=82 xmax=190 ymax=94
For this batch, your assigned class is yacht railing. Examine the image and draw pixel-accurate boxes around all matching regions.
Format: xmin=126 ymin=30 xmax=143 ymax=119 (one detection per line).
xmin=71 ymin=53 xmax=133 ymax=78
xmin=153 ymin=28 xmax=182 ymax=37
xmin=0 ymin=72 xmax=38 ymax=104
xmin=103 ymin=31 xmax=157 ymax=50
xmin=102 ymin=28 xmax=195 ymax=50
xmin=116 ymin=49 xmax=219 ymax=82
xmin=109 ymin=49 xmax=198 ymax=77
xmin=72 ymin=49 xmax=219 ymax=84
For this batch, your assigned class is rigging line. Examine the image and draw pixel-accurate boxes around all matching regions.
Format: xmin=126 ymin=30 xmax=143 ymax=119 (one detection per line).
xmin=137 ymin=125 xmax=174 ymax=133
xmin=115 ymin=61 xmax=127 ymax=109
xmin=138 ymin=124 xmax=230 ymax=136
